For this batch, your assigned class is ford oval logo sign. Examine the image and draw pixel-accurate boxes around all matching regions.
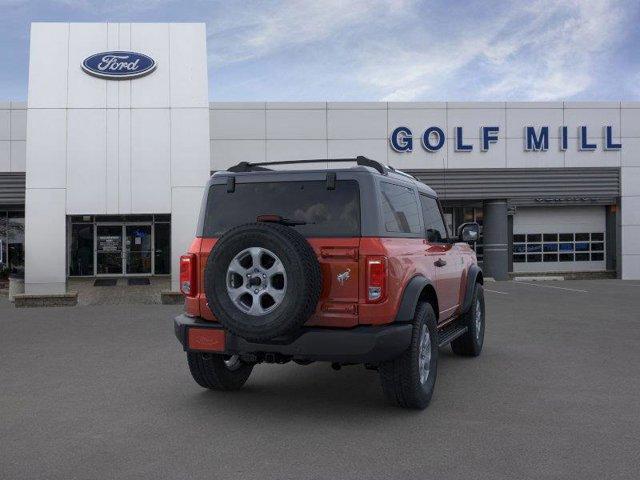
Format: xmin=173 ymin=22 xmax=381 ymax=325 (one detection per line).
xmin=82 ymin=51 xmax=156 ymax=80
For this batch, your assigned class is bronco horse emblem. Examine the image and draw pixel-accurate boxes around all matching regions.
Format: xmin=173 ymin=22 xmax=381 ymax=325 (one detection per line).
xmin=336 ymin=268 xmax=351 ymax=286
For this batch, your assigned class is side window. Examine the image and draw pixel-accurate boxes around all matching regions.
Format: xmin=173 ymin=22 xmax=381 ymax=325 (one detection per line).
xmin=420 ymin=195 xmax=448 ymax=243
xmin=380 ymin=182 xmax=421 ymax=234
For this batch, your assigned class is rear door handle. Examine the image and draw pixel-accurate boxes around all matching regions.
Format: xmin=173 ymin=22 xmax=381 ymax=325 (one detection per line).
xmin=434 ymin=258 xmax=447 ymax=267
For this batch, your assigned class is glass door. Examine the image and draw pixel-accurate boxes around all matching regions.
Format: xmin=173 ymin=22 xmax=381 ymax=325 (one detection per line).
xmin=96 ymin=225 xmax=123 ymax=275
xmin=153 ymin=222 xmax=170 ymax=275
xmin=125 ymin=225 xmax=152 ymax=275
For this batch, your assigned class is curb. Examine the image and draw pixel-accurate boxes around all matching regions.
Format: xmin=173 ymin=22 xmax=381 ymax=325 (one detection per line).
xmin=14 ymin=292 xmax=78 ymax=308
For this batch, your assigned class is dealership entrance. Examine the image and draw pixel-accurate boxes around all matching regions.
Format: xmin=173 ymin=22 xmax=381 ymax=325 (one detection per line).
xmin=68 ymin=215 xmax=171 ymax=278
xmin=95 ymin=224 xmax=153 ymax=276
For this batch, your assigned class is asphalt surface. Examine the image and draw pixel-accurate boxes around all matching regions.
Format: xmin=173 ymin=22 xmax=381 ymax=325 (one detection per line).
xmin=1 ymin=280 xmax=640 ymax=479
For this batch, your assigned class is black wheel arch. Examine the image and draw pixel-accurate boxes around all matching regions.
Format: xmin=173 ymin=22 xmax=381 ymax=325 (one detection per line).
xmin=394 ymin=275 xmax=439 ymax=323
xmin=461 ymin=264 xmax=483 ymax=314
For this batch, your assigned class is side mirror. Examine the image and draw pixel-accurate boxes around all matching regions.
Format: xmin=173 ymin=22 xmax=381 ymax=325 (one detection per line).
xmin=457 ymin=222 xmax=480 ymax=243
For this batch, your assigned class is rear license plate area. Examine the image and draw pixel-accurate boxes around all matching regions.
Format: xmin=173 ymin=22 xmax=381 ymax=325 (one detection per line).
xmin=187 ymin=328 xmax=226 ymax=352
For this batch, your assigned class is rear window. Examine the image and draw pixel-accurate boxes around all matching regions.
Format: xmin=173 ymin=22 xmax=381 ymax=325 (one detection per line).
xmin=203 ymin=180 xmax=361 ymax=237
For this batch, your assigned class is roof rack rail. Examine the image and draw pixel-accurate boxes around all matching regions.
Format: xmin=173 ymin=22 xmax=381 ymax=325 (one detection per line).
xmin=387 ymin=165 xmax=417 ymax=181
xmin=227 ymin=156 xmax=387 ymax=175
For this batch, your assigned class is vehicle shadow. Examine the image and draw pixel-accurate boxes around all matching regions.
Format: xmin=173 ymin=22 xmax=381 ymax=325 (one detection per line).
xmin=175 ymin=348 xmax=469 ymax=421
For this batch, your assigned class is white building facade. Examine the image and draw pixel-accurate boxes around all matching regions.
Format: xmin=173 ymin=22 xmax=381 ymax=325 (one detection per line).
xmin=22 ymin=22 xmax=210 ymax=293
xmin=0 ymin=22 xmax=639 ymax=292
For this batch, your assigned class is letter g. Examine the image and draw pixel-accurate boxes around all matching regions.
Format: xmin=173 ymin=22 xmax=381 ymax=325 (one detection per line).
xmin=390 ymin=126 xmax=413 ymax=152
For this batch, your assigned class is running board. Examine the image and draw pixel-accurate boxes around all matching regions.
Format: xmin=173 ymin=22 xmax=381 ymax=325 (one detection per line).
xmin=438 ymin=326 xmax=468 ymax=347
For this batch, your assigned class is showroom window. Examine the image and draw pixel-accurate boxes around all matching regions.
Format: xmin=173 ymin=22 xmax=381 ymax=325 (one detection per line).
xmin=68 ymin=215 xmax=171 ymax=277
xmin=0 ymin=211 xmax=25 ymax=278
xmin=513 ymin=232 xmax=605 ymax=263
xmin=69 ymin=223 xmax=95 ymax=276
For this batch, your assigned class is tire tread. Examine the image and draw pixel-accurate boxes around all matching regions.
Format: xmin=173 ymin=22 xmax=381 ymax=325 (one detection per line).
xmin=451 ymin=283 xmax=484 ymax=357
xmin=187 ymin=352 xmax=253 ymax=390
xmin=379 ymin=302 xmax=438 ymax=409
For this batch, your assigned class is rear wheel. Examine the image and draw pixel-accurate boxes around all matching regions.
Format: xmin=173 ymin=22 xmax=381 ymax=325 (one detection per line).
xmin=451 ymin=283 xmax=485 ymax=357
xmin=187 ymin=352 xmax=253 ymax=390
xmin=379 ymin=302 xmax=438 ymax=409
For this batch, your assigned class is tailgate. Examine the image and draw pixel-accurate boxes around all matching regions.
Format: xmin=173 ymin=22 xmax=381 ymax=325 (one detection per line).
xmin=306 ymin=238 xmax=360 ymax=327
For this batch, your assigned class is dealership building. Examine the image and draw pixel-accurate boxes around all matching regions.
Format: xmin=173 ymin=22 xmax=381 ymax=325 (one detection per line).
xmin=1 ymin=22 xmax=640 ymax=296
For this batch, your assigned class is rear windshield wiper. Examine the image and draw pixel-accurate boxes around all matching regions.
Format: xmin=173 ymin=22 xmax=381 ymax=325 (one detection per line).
xmin=256 ymin=214 xmax=308 ymax=227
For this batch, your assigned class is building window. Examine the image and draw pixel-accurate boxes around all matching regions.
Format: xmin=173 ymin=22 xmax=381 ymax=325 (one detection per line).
xmin=513 ymin=232 xmax=605 ymax=264
xmin=154 ymin=222 xmax=171 ymax=275
xmin=69 ymin=224 xmax=95 ymax=276
xmin=0 ymin=211 xmax=25 ymax=277
xmin=68 ymin=215 xmax=172 ymax=277
xmin=0 ymin=212 xmax=6 ymax=278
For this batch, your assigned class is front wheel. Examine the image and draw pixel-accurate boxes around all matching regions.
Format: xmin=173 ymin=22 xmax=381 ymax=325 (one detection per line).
xmin=378 ymin=302 xmax=438 ymax=409
xmin=187 ymin=352 xmax=253 ymax=390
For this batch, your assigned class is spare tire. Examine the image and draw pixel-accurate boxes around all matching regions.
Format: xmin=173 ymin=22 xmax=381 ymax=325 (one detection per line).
xmin=204 ymin=222 xmax=322 ymax=342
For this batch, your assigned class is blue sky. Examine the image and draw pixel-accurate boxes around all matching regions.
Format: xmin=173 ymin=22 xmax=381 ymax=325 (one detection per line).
xmin=1 ymin=0 xmax=639 ymax=101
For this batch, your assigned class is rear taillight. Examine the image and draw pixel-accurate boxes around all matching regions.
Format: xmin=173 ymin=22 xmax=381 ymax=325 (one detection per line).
xmin=366 ymin=256 xmax=387 ymax=303
xmin=180 ymin=254 xmax=197 ymax=297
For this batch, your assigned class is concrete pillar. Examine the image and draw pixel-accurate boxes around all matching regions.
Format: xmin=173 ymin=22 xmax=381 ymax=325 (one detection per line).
xmin=621 ymin=167 xmax=640 ymax=279
xmin=170 ymin=186 xmax=206 ymax=291
xmin=24 ymin=188 xmax=67 ymax=294
xmin=482 ymin=200 xmax=509 ymax=280
xmin=606 ymin=204 xmax=617 ymax=273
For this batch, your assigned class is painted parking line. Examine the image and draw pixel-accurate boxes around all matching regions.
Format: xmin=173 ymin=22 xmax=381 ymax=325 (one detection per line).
xmin=484 ymin=288 xmax=509 ymax=295
xmin=513 ymin=281 xmax=588 ymax=293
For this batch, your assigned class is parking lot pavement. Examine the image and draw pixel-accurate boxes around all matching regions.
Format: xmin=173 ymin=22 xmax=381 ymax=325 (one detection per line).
xmin=1 ymin=280 xmax=640 ymax=480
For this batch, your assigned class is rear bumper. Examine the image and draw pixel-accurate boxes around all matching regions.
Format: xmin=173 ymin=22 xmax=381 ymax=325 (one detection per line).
xmin=174 ymin=314 xmax=412 ymax=364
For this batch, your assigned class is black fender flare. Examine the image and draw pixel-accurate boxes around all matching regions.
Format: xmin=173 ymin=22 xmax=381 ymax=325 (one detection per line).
xmin=461 ymin=264 xmax=483 ymax=314
xmin=394 ymin=275 xmax=436 ymax=323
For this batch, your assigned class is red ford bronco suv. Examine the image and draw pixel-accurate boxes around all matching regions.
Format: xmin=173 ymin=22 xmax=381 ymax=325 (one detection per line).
xmin=174 ymin=157 xmax=484 ymax=409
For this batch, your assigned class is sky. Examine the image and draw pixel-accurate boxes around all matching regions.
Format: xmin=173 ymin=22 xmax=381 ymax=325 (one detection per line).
xmin=0 ymin=0 xmax=639 ymax=102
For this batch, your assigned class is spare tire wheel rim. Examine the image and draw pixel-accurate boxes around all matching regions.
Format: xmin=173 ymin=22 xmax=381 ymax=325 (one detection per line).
xmin=226 ymin=247 xmax=287 ymax=316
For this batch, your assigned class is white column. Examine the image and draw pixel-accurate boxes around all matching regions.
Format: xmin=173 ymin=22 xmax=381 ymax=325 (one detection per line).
xmin=170 ymin=187 xmax=205 ymax=290
xmin=24 ymin=106 xmax=68 ymax=294
xmin=621 ymin=166 xmax=640 ymax=279
xmin=621 ymin=105 xmax=640 ymax=279
xmin=168 ymin=23 xmax=210 ymax=291
xmin=25 ymin=189 xmax=66 ymax=294
xmin=169 ymin=108 xmax=210 ymax=290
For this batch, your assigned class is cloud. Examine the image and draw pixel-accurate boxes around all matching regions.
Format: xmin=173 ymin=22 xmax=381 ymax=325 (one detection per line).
xmin=207 ymin=0 xmax=634 ymax=101
xmin=479 ymin=0 xmax=626 ymax=100
xmin=207 ymin=0 xmax=415 ymax=66
xmin=358 ymin=0 xmax=629 ymax=101
xmin=25 ymin=0 xmax=175 ymax=12
xmin=0 ymin=0 xmax=636 ymax=101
